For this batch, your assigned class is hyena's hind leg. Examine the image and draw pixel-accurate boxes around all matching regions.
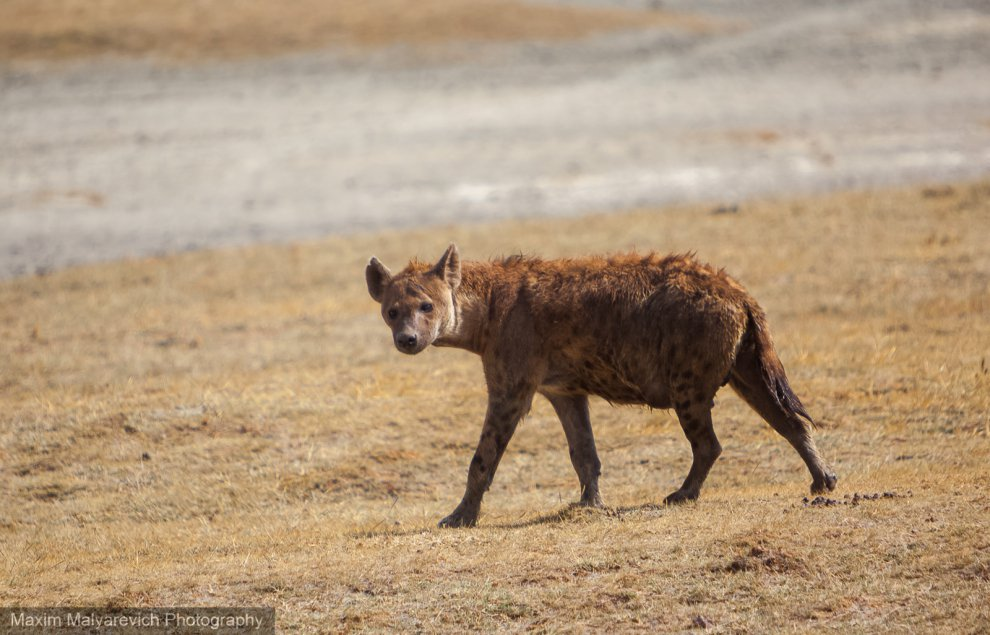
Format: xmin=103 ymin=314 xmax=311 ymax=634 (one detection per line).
xmin=545 ymin=393 xmax=603 ymax=507
xmin=665 ymin=396 xmax=722 ymax=504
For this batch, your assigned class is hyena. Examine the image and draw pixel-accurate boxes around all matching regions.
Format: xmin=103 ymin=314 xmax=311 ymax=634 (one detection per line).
xmin=366 ymin=245 xmax=837 ymax=527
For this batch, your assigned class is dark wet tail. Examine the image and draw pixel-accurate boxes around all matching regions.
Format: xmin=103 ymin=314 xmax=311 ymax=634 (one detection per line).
xmin=729 ymin=305 xmax=837 ymax=493
xmin=729 ymin=305 xmax=815 ymax=431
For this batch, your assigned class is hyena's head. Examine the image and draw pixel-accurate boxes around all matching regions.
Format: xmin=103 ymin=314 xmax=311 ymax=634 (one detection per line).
xmin=365 ymin=244 xmax=461 ymax=355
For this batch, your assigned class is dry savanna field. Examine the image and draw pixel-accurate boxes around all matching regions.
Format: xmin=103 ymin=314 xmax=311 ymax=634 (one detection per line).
xmin=1 ymin=182 xmax=988 ymax=631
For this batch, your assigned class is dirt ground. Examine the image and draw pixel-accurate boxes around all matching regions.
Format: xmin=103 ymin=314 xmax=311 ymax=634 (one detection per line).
xmin=2 ymin=0 xmax=989 ymax=277
xmin=1 ymin=181 xmax=988 ymax=631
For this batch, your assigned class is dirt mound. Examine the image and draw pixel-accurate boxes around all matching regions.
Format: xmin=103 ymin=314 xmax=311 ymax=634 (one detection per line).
xmin=804 ymin=491 xmax=906 ymax=507
xmin=716 ymin=544 xmax=808 ymax=575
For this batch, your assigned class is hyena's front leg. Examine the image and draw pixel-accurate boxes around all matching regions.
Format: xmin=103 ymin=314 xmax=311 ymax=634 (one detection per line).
xmin=438 ymin=388 xmax=535 ymax=528
xmin=545 ymin=393 xmax=603 ymax=508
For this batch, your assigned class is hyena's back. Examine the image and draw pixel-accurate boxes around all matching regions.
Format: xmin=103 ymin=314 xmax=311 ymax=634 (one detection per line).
xmin=489 ymin=253 xmax=754 ymax=409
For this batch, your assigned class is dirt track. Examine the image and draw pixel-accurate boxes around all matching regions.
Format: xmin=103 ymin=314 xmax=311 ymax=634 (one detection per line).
xmin=2 ymin=0 xmax=989 ymax=277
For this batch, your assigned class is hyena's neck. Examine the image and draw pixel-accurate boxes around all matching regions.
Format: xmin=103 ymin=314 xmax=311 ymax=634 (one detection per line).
xmin=434 ymin=265 xmax=493 ymax=355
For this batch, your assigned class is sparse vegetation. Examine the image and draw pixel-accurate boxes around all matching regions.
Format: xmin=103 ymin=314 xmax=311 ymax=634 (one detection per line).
xmin=1 ymin=182 xmax=988 ymax=631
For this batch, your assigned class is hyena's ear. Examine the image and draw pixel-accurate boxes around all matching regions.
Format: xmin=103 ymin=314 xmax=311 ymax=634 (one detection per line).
xmin=366 ymin=257 xmax=392 ymax=303
xmin=432 ymin=244 xmax=461 ymax=290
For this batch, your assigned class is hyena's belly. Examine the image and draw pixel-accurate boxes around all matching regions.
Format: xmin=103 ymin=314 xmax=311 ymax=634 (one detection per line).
xmin=541 ymin=349 xmax=672 ymax=407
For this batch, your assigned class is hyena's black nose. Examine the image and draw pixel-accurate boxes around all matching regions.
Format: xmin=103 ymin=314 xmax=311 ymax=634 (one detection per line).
xmin=396 ymin=332 xmax=418 ymax=350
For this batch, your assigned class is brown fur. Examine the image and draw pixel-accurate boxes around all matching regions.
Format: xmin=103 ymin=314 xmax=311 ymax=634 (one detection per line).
xmin=366 ymin=245 xmax=837 ymax=527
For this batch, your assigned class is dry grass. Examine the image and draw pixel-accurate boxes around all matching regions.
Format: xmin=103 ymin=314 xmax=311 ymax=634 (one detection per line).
xmin=1 ymin=182 xmax=989 ymax=631
xmin=0 ymin=0 xmax=713 ymax=63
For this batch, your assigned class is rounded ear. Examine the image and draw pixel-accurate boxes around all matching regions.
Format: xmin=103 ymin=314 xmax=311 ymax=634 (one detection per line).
xmin=432 ymin=244 xmax=461 ymax=290
xmin=366 ymin=257 xmax=392 ymax=303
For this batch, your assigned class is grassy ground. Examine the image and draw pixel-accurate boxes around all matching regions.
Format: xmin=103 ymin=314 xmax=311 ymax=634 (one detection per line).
xmin=0 ymin=0 xmax=711 ymax=63
xmin=1 ymin=182 xmax=989 ymax=631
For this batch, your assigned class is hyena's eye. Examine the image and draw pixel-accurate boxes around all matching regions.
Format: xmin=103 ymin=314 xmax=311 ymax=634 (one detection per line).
xmin=387 ymin=308 xmax=398 ymax=320
xmin=420 ymin=302 xmax=433 ymax=313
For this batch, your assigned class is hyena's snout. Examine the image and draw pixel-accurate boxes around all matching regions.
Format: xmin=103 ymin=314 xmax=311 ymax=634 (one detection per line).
xmin=394 ymin=327 xmax=431 ymax=354
xmin=394 ymin=331 xmax=420 ymax=353
xmin=390 ymin=309 xmax=437 ymax=355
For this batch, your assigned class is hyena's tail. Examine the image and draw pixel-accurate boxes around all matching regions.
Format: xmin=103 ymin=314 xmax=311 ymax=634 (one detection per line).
xmin=728 ymin=305 xmax=814 ymax=431
xmin=729 ymin=305 xmax=837 ymax=493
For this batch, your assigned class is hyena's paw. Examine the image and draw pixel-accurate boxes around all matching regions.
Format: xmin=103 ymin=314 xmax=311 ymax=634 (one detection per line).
xmin=438 ymin=508 xmax=478 ymax=528
xmin=663 ymin=489 xmax=700 ymax=505
xmin=811 ymin=472 xmax=838 ymax=494
xmin=579 ymin=491 xmax=605 ymax=509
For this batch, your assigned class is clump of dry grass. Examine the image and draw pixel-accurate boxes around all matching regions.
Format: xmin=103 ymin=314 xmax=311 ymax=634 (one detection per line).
xmin=0 ymin=0 xmax=714 ymax=63
xmin=1 ymin=182 xmax=988 ymax=631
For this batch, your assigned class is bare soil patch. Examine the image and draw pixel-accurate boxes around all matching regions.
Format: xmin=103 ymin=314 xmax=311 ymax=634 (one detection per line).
xmin=4 ymin=1 xmax=987 ymax=280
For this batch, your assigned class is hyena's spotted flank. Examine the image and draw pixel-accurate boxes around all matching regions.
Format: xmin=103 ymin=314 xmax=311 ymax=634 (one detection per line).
xmin=366 ymin=245 xmax=837 ymax=527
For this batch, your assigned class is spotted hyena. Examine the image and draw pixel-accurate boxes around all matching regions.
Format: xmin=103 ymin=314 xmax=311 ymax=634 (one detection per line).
xmin=366 ymin=245 xmax=837 ymax=527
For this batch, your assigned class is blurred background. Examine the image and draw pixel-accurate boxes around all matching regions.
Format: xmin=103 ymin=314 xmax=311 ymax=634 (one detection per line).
xmin=2 ymin=0 xmax=989 ymax=277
